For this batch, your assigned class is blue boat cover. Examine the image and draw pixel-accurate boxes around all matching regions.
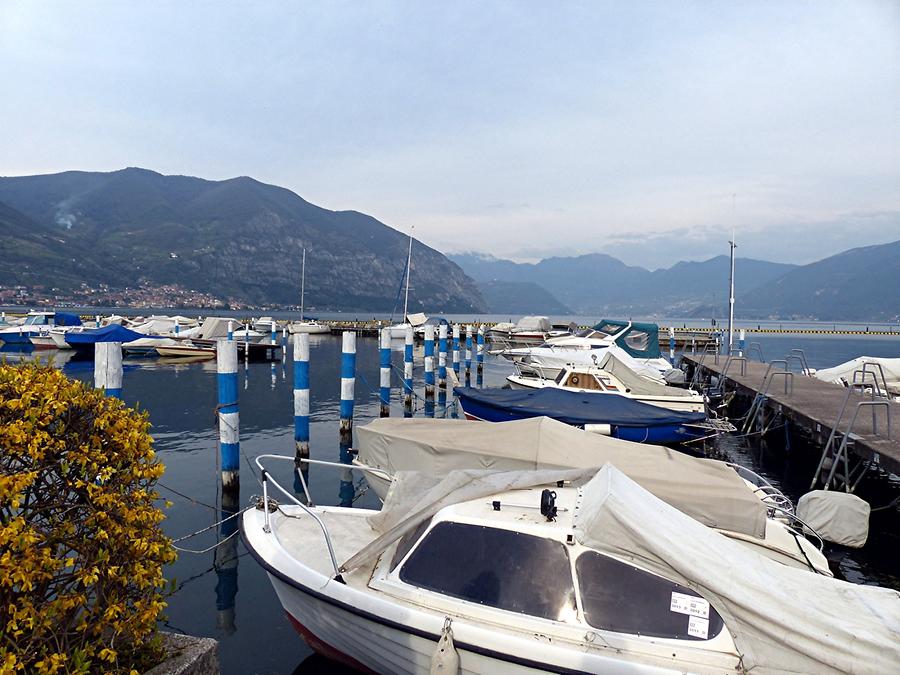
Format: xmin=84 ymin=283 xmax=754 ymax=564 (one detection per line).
xmin=454 ymin=387 xmax=706 ymax=427
xmin=54 ymin=312 xmax=82 ymax=327
xmin=65 ymin=325 xmax=155 ymax=346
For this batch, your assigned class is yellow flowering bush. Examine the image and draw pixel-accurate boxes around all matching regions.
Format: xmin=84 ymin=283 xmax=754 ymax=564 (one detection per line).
xmin=0 ymin=363 xmax=176 ymax=674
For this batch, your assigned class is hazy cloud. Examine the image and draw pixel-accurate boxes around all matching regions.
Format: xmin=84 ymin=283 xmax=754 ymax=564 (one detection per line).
xmin=1 ymin=1 xmax=898 ymax=266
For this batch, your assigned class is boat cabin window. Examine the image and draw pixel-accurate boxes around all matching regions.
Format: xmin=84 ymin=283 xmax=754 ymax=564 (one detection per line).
xmin=594 ymin=322 xmax=624 ymax=336
xmin=24 ymin=315 xmax=49 ymax=326
xmin=400 ymin=522 xmax=576 ymax=622
xmin=623 ymin=330 xmax=650 ymax=352
xmin=554 ymin=370 xmax=567 ymax=385
xmin=576 ymin=552 xmax=724 ymax=640
xmin=390 ymin=519 xmax=431 ymax=570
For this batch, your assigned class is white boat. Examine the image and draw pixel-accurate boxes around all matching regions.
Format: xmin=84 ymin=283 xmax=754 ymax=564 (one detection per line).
xmin=28 ymin=329 xmax=59 ymax=349
xmin=0 ymin=311 xmax=82 ymax=346
xmin=243 ymin=460 xmax=899 ymax=674
xmin=387 ymin=230 xmax=428 ymax=339
xmin=155 ymin=343 xmax=216 ymax=359
xmin=507 ymin=353 xmax=705 ymax=413
xmin=814 ymin=356 xmax=900 ymax=401
xmin=288 ymin=248 xmax=331 ymax=334
xmin=487 ymin=315 xmax=555 ymax=346
xmin=252 ymin=317 xmax=278 ymax=333
xmin=354 ymin=416 xmax=827 ymax=574
xmin=502 ymin=321 xmax=680 ymax=384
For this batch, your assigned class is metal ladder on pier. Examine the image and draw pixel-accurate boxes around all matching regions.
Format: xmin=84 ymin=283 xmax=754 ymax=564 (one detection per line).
xmin=811 ymin=362 xmax=893 ymax=492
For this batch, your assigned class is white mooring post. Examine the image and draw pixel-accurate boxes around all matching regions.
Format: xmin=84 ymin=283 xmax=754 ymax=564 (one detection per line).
xmin=424 ymin=324 xmax=435 ymax=399
xmin=438 ymin=324 xmax=448 ymax=389
xmin=340 ymin=331 xmax=356 ymax=443
xmin=738 ymin=329 xmax=746 ymax=357
xmin=668 ymin=326 xmax=676 ymax=366
xmin=227 ymin=320 xmax=234 ymax=341
xmin=379 ymin=327 xmax=391 ymax=417
xmin=94 ymin=342 xmax=123 ymax=398
xmin=465 ymin=325 xmax=472 ymax=377
xmin=293 ymin=333 xmax=310 ymax=463
xmin=452 ymin=324 xmax=460 ymax=374
xmin=216 ymin=338 xmax=240 ymax=489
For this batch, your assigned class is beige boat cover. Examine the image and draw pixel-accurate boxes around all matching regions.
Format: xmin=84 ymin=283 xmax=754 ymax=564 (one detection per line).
xmin=514 ymin=315 xmax=551 ymax=332
xmin=575 ymin=466 xmax=900 ymax=674
xmin=598 ymin=351 xmax=696 ymax=398
xmin=356 ymin=417 xmax=765 ymax=537
xmin=814 ymin=357 xmax=900 ymax=395
xmin=796 ymin=490 xmax=870 ymax=548
xmin=406 ymin=312 xmax=428 ymax=327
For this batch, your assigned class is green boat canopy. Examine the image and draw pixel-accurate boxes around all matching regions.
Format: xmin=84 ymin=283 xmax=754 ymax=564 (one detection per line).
xmin=594 ymin=319 xmax=661 ymax=359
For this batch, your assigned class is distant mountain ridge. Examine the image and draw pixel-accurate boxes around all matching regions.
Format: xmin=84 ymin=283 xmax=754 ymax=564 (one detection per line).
xmin=0 ymin=168 xmax=486 ymax=311
xmin=450 ymin=252 xmax=796 ymax=316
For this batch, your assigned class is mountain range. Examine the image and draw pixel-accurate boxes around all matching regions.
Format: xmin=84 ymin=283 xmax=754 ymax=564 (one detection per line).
xmin=451 ymin=244 xmax=900 ymax=321
xmin=0 ymin=168 xmax=486 ymax=312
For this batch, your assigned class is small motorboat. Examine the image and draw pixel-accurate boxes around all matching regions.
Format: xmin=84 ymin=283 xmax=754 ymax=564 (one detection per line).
xmin=65 ymin=324 xmax=158 ymax=354
xmin=507 ymin=353 xmax=706 ymax=413
xmin=242 ymin=461 xmax=899 ymax=674
xmin=0 ymin=311 xmax=82 ymax=346
xmin=289 ymin=320 xmax=331 ymax=335
xmin=353 ymin=417 xmax=830 ymax=575
xmin=155 ymin=343 xmax=216 ymax=359
xmin=487 ymin=315 xmax=553 ymax=347
xmin=454 ymin=386 xmax=712 ymax=443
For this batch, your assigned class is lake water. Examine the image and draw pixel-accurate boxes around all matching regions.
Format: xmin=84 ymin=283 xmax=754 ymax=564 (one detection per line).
xmin=3 ymin=328 xmax=898 ymax=674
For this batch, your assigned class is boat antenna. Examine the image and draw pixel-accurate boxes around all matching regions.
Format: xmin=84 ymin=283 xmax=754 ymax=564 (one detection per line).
xmin=300 ymin=247 xmax=306 ymax=321
xmin=727 ymin=193 xmax=736 ymax=354
xmin=403 ymin=227 xmax=413 ymax=322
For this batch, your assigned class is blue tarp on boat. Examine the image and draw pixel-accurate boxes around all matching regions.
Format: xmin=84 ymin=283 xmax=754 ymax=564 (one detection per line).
xmin=65 ymin=325 xmax=154 ymax=348
xmin=54 ymin=312 xmax=83 ymax=327
xmin=454 ymin=387 xmax=705 ymax=427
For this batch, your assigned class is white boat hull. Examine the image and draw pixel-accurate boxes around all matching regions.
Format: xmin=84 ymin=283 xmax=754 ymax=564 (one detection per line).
xmin=506 ymin=375 xmax=705 ymax=413
xmin=289 ymin=322 xmax=331 ymax=335
xmin=156 ymin=345 xmax=215 ymax=359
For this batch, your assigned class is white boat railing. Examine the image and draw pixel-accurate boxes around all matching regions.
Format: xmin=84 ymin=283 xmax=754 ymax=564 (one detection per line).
xmin=254 ymin=453 xmax=390 ymax=578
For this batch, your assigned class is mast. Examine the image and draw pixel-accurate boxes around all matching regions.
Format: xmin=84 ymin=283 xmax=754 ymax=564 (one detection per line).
xmin=300 ymin=247 xmax=306 ymax=321
xmin=403 ymin=229 xmax=413 ymax=322
xmin=727 ymin=194 xmax=736 ymax=354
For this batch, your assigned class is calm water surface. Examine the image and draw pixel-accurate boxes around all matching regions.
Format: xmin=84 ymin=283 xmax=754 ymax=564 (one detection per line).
xmin=3 ymin=329 xmax=898 ymax=674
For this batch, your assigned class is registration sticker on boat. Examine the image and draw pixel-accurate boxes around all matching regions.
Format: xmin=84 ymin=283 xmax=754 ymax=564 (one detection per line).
xmin=670 ymin=592 xmax=710 ymax=619
xmin=687 ymin=616 xmax=709 ymax=639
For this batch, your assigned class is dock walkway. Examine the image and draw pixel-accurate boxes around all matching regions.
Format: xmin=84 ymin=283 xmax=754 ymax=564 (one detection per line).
xmin=684 ymin=355 xmax=899 ymax=477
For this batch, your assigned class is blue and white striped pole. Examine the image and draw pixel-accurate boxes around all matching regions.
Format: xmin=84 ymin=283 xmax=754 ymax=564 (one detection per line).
xmin=438 ymin=324 xmax=447 ymax=389
xmin=452 ymin=324 xmax=460 ymax=374
xmin=476 ymin=324 xmax=485 ymax=375
xmin=293 ymin=333 xmax=310 ymax=462
xmin=404 ymin=325 xmax=414 ymax=408
xmin=738 ymin=329 xmax=746 ymax=357
xmin=174 ymin=318 xmax=180 ymax=337
xmin=668 ymin=326 xmax=676 ymax=366
xmin=281 ymin=327 xmax=288 ymax=359
xmin=379 ymin=327 xmax=391 ymax=417
xmin=94 ymin=342 xmax=123 ymax=399
xmin=465 ymin=325 xmax=472 ymax=378
xmin=216 ymin=338 xmax=240 ymax=489
xmin=340 ymin=331 xmax=356 ymax=442
xmin=424 ymin=324 xmax=435 ymax=399
xmin=243 ymin=322 xmax=249 ymax=366
xmin=227 ymin=320 xmax=234 ymax=341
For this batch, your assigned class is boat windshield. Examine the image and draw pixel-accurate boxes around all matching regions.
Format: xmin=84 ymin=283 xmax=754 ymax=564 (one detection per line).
xmin=576 ymin=329 xmax=608 ymax=339
xmin=24 ymin=315 xmax=50 ymax=326
xmin=399 ymin=522 xmax=577 ymax=622
xmin=576 ymin=551 xmax=724 ymax=641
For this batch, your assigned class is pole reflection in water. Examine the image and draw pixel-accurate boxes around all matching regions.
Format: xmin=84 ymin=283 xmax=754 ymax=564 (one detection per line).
xmin=339 ymin=440 xmax=355 ymax=508
xmin=215 ymin=487 xmax=240 ymax=635
xmin=424 ymin=397 xmax=434 ymax=418
xmin=476 ymin=369 xmax=483 ymax=388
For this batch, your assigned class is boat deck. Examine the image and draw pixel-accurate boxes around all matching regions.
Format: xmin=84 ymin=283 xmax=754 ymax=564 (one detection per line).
xmin=684 ymin=355 xmax=900 ymax=475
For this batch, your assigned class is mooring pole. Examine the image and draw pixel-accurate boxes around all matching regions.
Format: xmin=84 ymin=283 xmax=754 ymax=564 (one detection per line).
xmin=404 ymin=325 xmax=414 ymax=409
xmin=476 ymin=324 xmax=485 ymax=376
xmin=216 ymin=338 xmax=240 ymax=489
xmin=281 ymin=327 xmax=288 ymax=359
xmin=738 ymin=328 xmax=746 ymax=357
xmin=438 ymin=324 xmax=448 ymax=389
xmin=465 ymin=325 xmax=473 ymax=375
xmin=452 ymin=324 xmax=460 ymax=374
xmin=668 ymin=326 xmax=676 ymax=366
xmin=379 ymin=327 xmax=391 ymax=417
xmin=424 ymin=324 xmax=435 ymax=399
xmin=293 ymin=333 xmax=310 ymax=465
xmin=174 ymin=317 xmax=180 ymax=337
xmin=227 ymin=320 xmax=234 ymax=341
xmin=94 ymin=342 xmax=123 ymax=398
xmin=339 ymin=331 xmax=356 ymax=444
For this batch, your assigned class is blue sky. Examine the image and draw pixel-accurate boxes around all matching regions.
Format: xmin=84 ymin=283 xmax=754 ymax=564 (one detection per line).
xmin=1 ymin=1 xmax=898 ymax=268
